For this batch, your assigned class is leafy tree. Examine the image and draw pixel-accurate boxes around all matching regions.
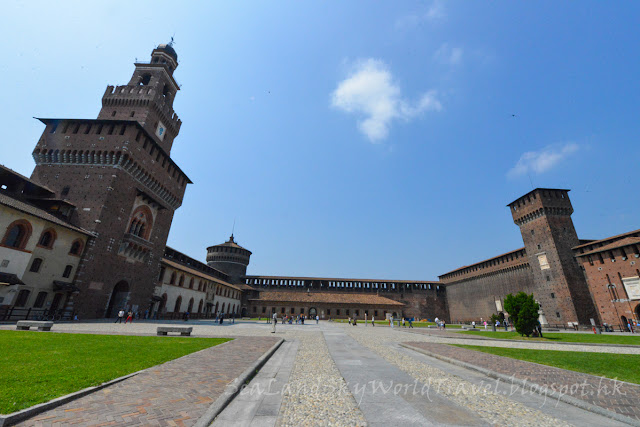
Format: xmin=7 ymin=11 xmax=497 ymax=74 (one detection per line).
xmin=504 ymin=292 xmax=540 ymax=337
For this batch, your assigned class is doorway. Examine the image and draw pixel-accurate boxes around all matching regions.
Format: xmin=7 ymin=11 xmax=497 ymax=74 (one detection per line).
xmin=309 ymin=307 xmax=317 ymax=318
xmin=105 ymin=281 xmax=129 ymax=318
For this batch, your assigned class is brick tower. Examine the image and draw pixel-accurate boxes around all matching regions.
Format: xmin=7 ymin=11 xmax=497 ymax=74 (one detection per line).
xmin=30 ymin=42 xmax=191 ymax=318
xmin=206 ymin=235 xmax=252 ymax=284
xmin=508 ymin=189 xmax=597 ymax=325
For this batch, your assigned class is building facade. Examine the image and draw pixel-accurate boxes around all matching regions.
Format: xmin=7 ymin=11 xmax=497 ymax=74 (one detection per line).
xmin=574 ymin=231 xmax=640 ymax=330
xmin=0 ymin=166 xmax=91 ymax=317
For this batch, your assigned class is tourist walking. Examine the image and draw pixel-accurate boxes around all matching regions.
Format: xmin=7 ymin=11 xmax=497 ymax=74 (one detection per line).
xmin=115 ymin=309 xmax=124 ymax=323
xmin=504 ymin=320 xmax=508 ymax=331
xmin=353 ymin=317 xmax=357 ymax=326
xmin=472 ymin=321 xmax=475 ymax=328
xmin=348 ymin=317 xmax=352 ymax=325
xmin=272 ymin=312 xmax=277 ymax=333
xmin=408 ymin=317 xmax=414 ymax=328
xmin=402 ymin=318 xmax=406 ymax=328
xmin=316 ymin=315 xmax=319 ymax=324
xmin=125 ymin=310 xmax=133 ymax=324
xmin=390 ymin=316 xmax=394 ymax=328
xmin=483 ymin=321 xmax=487 ymax=330
xmin=219 ymin=313 xmax=224 ymax=325
xmin=371 ymin=316 xmax=375 ymax=327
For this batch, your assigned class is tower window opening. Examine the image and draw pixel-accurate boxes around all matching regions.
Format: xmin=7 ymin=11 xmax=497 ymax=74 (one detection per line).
xmin=130 ymin=111 xmax=135 ymax=117
xmin=138 ymin=74 xmax=151 ymax=85
xmin=96 ymin=125 xmax=103 ymax=134
xmin=84 ymin=124 xmax=91 ymax=134
xmin=119 ymin=126 xmax=126 ymax=135
xmin=111 ymin=111 xmax=116 ymax=117
xmin=107 ymin=125 xmax=115 ymax=135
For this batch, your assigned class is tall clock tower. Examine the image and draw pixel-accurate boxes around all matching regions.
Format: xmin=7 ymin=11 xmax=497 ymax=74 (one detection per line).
xmin=30 ymin=43 xmax=191 ymax=318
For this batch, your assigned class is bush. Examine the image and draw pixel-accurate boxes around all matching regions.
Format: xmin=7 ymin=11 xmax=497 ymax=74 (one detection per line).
xmin=504 ymin=292 xmax=540 ymax=337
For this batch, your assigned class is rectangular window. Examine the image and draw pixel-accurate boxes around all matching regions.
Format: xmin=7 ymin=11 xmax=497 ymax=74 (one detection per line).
xmin=62 ymin=265 xmax=73 ymax=278
xmin=34 ymin=291 xmax=48 ymax=308
xmin=327 ymin=309 xmax=331 ymax=315
xmin=336 ymin=309 xmax=340 ymax=315
xmin=262 ymin=307 xmax=266 ymax=313
xmin=355 ymin=310 xmax=359 ymax=316
xmin=29 ymin=258 xmax=43 ymax=273
xmin=551 ymin=293 xmax=555 ymax=299
xmin=374 ymin=310 xmax=378 ymax=317
xmin=253 ymin=306 xmax=257 ymax=313
xmin=300 ymin=308 xmax=304 ymax=314
xmin=346 ymin=309 xmax=350 ymax=315
xmin=15 ymin=290 xmax=30 ymax=307
xmin=281 ymin=307 xmax=285 ymax=314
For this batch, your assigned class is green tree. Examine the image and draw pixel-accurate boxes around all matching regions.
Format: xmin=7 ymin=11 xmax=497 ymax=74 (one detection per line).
xmin=504 ymin=292 xmax=540 ymax=337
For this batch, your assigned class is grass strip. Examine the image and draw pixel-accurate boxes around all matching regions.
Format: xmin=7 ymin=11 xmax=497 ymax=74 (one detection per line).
xmin=457 ymin=330 xmax=640 ymax=345
xmin=0 ymin=330 xmax=231 ymax=414
xmin=454 ymin=344 xmax=640 ymax=384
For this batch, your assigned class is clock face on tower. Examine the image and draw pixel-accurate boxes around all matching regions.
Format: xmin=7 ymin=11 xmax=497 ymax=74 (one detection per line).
xmin=156 ymin=121 xmax=166 ymax=141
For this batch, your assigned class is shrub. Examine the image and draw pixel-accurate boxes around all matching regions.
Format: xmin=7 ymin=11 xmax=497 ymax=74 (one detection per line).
xmin=504 ymin=292 xmax=540 ymax=337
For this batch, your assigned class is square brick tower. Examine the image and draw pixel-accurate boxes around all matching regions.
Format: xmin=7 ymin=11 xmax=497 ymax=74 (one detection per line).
xmin=508 ymin=189 xmax=597 ymax=325
xmin=29 ymin=43 xmax=191 ymax=318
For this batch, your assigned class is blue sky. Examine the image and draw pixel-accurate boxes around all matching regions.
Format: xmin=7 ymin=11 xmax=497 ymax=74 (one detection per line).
xmin=2 ymin=1 xmax=638 ymax=280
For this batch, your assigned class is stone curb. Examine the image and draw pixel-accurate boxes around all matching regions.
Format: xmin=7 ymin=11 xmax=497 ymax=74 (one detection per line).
xmin=399 ymin=343 xmax=640 ymax=427
xmin=0 ymin=371 xmax=140 ymax=427
xmin=194 ymin=337 xmax=285 ymax=427
xmin=409 ymin=329 xmax=640 ymax=349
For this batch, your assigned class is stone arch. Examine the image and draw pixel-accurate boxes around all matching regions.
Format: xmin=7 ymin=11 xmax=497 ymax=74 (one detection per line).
xmin=174 ymin=296 xmax=182 ymax=313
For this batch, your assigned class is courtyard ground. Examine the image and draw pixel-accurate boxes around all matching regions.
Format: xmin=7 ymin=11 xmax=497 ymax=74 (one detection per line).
xmin=1 ymin=320 xmax=638 ymax=426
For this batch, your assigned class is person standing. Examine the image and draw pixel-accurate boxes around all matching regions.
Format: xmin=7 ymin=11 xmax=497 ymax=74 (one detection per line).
xmin=472 ymin=321 xmax=476 ymax=329
xmin=408 ymin=317 xmax=414 ymax=328
xmin=390 ymin=316 xmax=394 ymax=328
xmin=348 ymin=317 xmax=352 ymax=326
xmin=115 ymin=309 xmax=124 ymax=323
xmin=125 ymin=310 xmax=133 ymax=324
xmin=371 ymin=316 xmax=375 ymax=327
xmin=316 ymin=315 xmax=319 ymax=324
xmin=483 ymin=321 xmax=487 ymax=330
xmin=272 ymin=312 xmax=277 ymax=333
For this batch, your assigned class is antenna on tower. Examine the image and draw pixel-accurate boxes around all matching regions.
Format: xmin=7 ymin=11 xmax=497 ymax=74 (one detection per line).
xmin=231 ymin=218 xmax=236 ymax=239
xmin=169 ymin=34 xmax=176 ymax=47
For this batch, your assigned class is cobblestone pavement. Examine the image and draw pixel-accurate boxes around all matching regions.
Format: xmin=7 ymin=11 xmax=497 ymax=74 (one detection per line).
xmin=18 ymin=336 xmax=278 ymax=427
xmin=404 ymin=341 xmax=640 ymax=422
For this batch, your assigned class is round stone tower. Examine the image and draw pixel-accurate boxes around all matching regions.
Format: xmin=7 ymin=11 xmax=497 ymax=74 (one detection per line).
xmin=206 ymin=235 xmax=251 ymax=283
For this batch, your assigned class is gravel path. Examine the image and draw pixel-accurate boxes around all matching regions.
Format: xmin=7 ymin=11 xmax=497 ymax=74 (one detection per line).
xmin=342 ymin=324 xmax=572 ymax=427
xmin=276 ymin=331 xmax=366 ymax=427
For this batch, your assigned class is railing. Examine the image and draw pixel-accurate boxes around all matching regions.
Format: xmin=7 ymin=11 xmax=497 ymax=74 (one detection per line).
xmin=0 ymin=307 xmax=75 ymax=322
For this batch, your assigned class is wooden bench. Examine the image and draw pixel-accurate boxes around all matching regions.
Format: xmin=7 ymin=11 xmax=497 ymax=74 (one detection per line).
xmin=16 ymin=320 xmax=53 ymax=331
xmin=157 ymin=326 xmax=192 ymax=336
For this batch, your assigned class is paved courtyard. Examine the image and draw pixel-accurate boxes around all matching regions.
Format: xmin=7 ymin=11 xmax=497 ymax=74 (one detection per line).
xmin=2 ymin=320 xmax=638 ymax=426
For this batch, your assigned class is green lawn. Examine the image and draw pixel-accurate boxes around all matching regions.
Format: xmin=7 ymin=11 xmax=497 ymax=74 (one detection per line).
xmin=0 ymin=331 xmax=231 ymax=414
xmin=457 ymin=330 xmax=640 ymax=345
xmin=454 ymin=345 xmax=640 ymax=384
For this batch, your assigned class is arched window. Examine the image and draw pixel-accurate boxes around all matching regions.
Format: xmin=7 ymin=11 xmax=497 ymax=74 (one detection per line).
xmin=15 ymin=290 xmax=30 ymax=307
xmin=170 ymin=272 xmax=176 ymax=285
xmin=38 ymin=229 xmax=56 ymax=249
xmin=188 ymin=298 xmax=194 ymax=312
xmin=178 ymin=275 xmax=184 ymax=287
xmin=29 ymin=258 xmax=43 ymax=273
xmin=2 ymin=220 xmax=32 ymax=250
xmin=69 ymin=239 xmax=83 ymax=256
xmin=189 ymin=278 xmax=194 ymax=289
xmin=127 ymin=206 xmax=153 ymax=240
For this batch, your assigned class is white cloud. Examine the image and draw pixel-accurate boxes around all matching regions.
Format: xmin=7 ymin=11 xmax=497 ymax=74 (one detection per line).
xmin=331 ymin=59 xmax=442 ymax=142
xmin=508 ymin=143 xmax=579 ymax=178
xmin=395 ymin=1 xmax=445 ymax=29
xmin=434 ymin=43 xmax=463 ymax=66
